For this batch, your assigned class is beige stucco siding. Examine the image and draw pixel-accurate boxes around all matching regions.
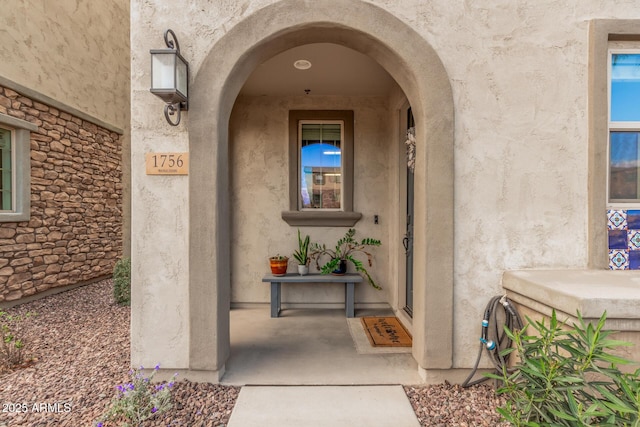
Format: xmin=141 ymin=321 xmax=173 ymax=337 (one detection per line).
xmin=130 ymin=0 xmax=640 ymax=375
xmin=0 ymin=0 xmax=129 ymax=130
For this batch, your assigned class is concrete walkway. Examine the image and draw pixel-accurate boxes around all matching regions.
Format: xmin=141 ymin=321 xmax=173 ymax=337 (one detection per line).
xmin=223 ymin=307 xmax=423 ymax=426
xmin=227 ymin=385 xmax=420 ymax=426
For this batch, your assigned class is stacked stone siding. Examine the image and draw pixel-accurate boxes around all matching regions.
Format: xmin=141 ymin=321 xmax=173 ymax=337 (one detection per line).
xmin=0 ymin=86 xmax=122 ymax=302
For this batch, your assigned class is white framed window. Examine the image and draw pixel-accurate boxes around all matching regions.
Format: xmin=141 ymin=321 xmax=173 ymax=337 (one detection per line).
xmin=608 ymin=49 xmax=640 ymax=206
xmin=0 ymin=114 xmax=34 ymax=222
xmin=299 ymin=120 xmax=343 ymax=210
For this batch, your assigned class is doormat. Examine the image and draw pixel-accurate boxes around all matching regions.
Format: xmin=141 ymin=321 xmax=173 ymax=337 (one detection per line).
xmin=346 ymin=318 xmax=411 ymax=354
xmin=361 ymin=317 xmax=412 ymax=347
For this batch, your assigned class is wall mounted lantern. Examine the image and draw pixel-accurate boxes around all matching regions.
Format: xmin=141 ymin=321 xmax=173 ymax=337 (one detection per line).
xmin=150 ymin=29 xmax=189 ymax=126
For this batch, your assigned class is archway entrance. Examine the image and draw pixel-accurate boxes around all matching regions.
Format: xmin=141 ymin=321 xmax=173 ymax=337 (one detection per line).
xmin=187 ymin=0 xmax=454 ymax=381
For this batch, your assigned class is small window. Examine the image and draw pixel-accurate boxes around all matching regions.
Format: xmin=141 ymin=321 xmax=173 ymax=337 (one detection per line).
xmin=608 ymin=51 xmax=640 ymax=205
xmin=0 ymin=114 xmax=35 ymax=222
xmin=299 ymin=121 xmax=343 ymax=209
xmin=0 ymin=127 xmax=13 ymax=211
xmin=282 ymin=110 xmax=361 ymax=226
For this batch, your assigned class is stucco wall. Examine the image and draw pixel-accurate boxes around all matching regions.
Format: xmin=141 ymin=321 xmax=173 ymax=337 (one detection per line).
xmin=230 ymin=95 xmax=394 ymax=305
xmin=0 ymin=0 xmax=129 ymax=129
xmin=130 ymin=0 xmax=640 ymax=372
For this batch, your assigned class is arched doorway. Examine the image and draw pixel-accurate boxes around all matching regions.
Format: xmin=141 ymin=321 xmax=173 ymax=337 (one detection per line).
xmin=187 ymin=0 xmax=454 ymax=380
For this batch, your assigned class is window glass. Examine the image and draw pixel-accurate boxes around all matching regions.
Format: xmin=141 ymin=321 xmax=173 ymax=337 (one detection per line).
xmin=610 ymin=131 xmax=640 ymax=201
xmin=299 ymin=122 xmax=343 ymax=209
xmin=0 ymin=127 xmax=12 ymax=210
xmin=609 ymin=51 xmax=640 ymax=204
xmin=611 ymin=53 xmax=640 ymax=122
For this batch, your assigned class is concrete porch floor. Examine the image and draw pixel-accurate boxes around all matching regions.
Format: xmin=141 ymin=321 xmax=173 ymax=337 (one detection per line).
xmin=222 ymin=306 xmax=423 ymax=386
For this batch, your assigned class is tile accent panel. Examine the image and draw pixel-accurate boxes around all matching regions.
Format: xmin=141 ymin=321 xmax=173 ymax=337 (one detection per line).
xmin=608 ymin=210 xmax=640 ymax=269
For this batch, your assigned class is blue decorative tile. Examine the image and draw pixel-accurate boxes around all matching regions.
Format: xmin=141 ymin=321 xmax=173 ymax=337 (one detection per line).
xmin=607 ymin=210 xmax=627 ymax=229
xmin=627 ymin=210 xmax=640 ymax=229
xmin=609 ymin=229 xmax=628 ymax=249
xmin=630 ymin=230 xmax=640 ymax=250
xmin=609 ymin=250 xmax=629 ymax=269
xmin=630 ymin=251 xmax=640 ymax=269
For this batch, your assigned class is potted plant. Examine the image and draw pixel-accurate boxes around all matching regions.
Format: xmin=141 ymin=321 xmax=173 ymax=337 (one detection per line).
xmin=309 ymin=228 xmax=382 ymax=289
xmin=269 ymin=255 xmax=288 ymax=276
xmin=292 ymin=229 xmax=311 ymax=275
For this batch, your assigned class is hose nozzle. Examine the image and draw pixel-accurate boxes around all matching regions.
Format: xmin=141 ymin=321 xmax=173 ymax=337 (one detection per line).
xmin=479 ymin=337 xmax=496 ymax=350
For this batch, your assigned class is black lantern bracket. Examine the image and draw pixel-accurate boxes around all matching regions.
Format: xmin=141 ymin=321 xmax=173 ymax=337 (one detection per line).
xmin=150 ymin=29 xmax=189 ymax=126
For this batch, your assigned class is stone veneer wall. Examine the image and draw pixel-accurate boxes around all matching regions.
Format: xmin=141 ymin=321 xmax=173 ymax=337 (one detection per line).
xmin=0 ymin=85 xmax=122 ymax=302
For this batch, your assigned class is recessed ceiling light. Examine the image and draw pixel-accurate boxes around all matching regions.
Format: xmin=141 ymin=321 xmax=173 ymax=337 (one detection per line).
xmin=293 ymin=59 xmax=312 ymax=70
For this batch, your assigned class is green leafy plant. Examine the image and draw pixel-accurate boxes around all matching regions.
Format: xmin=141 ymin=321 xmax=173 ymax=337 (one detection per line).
xmin=292 ymin=229 xmax=311 ymax=265
xmin=96 ymin=364 xmax=177 ymax=427
xmin=489 ymin=310 xmax=640 ymax=426
xmin=0 ymin=310 xmax=35 ymax=370
xmin=309 ymin=228 xmax=382 ymax=289
xmin=113 ymin=257 xmax=131 ymax=306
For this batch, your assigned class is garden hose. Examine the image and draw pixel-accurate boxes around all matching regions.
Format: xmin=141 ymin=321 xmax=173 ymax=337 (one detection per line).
xmin=461 ymin=295 xmax=524 ymax=388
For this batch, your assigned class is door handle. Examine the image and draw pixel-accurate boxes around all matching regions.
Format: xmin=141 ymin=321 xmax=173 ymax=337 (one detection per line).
xmin=402 ymin=235 xmax=409 ymax=254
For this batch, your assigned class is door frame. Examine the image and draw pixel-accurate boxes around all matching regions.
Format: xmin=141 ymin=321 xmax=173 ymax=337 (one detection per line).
xmin=396 ymin=102 xmax=414 ymax=329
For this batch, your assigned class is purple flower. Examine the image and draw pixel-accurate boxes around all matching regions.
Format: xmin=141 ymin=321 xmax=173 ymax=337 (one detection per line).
xmin=97 ymin=423 xmax=103 ymax=427
xmin=126 ymin=383 xmax=135 ymax=391
xmin=154 ymin=364 xmax=160 ymax=371
xmin=116 ymin=384 xmax=125 ymax=393
xmin=151 ymin=407 xmax=158 ymax=413
xmin=155 ymin=384 xmax=165 ymax=391
xmin=168 ymin=381 xmax=175 ymax=388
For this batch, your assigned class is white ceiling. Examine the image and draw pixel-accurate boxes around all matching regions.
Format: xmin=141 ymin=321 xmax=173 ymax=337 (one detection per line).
xmin=239 ymin=43 xmax=399 ymax=97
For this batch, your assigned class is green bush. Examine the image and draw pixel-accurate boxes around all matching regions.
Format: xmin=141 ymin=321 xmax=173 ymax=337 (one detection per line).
xmin=489 ymin=310 xmax=640 ymax=426
xmin=113 ymin=257 xmax=131 ymax=306
xmin=0 ymin=310 xmax=35 ymax=370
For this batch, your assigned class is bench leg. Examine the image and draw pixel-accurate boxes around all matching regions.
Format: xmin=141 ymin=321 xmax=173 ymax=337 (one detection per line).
xmin=345 ymin=282 xmax=355 ymax=318
xmin=271 ymin=281 xmax=281 ymax=318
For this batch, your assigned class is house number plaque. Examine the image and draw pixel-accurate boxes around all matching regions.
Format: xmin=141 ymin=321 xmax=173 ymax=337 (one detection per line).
xmin=145 ymin=152 xmax=189 ymax=175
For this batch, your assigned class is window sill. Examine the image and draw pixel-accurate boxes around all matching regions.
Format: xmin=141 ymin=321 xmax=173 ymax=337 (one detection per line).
xmin=0 ymin=212 xmax=30 ymax=223
xmin=281 ymin=211 xmax=362 ymax=227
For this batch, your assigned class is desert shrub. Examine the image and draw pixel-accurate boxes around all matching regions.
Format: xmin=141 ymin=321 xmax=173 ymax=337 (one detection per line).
xmin=96 ymin=364 xmax=177 ymax=427
xmin=490 ymin=310 xmax=640 ymax=426
xmin=113 ymin=257 xmax=131 ymax=306
xmin=0 ymin=310 xmax=35 ymax=370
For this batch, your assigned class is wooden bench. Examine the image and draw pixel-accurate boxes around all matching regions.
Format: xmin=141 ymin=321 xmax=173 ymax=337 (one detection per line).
xmin=261 ymin=273 xmax=363 ymax=318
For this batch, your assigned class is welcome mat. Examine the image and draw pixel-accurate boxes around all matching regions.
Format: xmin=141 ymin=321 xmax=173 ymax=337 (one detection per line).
xmin=346 ymin=318 xmax=412 ymax=354
xmin=361 ymin=317 xmax=412 ymax=347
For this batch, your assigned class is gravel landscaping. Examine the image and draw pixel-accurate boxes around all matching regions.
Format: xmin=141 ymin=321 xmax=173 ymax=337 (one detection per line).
xmin=0 ymin=280 xmax=508 ymax=426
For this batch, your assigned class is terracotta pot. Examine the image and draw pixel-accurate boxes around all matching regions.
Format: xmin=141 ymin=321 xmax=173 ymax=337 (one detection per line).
xmin=269 ymin=257 xmax=288 ymax=276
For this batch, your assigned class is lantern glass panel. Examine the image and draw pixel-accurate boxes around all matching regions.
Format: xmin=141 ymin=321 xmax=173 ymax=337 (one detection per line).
xmin=152 ymin=52 xmax=176 ymax=90
xmin=176 ymin=56 xmax=188 ymax=98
